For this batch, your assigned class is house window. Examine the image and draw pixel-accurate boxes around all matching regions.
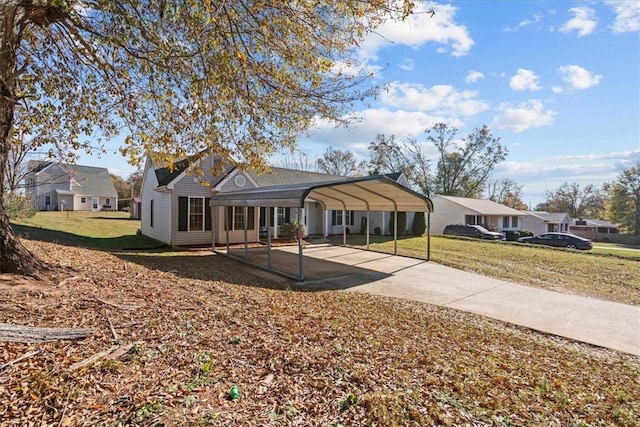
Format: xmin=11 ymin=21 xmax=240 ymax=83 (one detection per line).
xmin=105 ymin=198 xmax=111 ymax=207
xmin=511 ymin=216 xmax=518 ymax=228
xmin=465 ymin=215 xmax=477 ymax=225
xmin=331 ymin=210 xmax=354 ymax=226
xmin=225 ymin=207 xmax=255 ymax=231
xmin=45 ymin=195 xmax=51 ymax=206
xmin=277 ymin=207 xmax=290 ymax=224
xmin=502 ymin=217 xmax=509 ymax=228
xmin=178 ymin=197 xmax=212 ymax=232
xmin=81 ymin=197 xmax=86 ymax=203
xmin=150 ymin=200 xmax=154 ymax=227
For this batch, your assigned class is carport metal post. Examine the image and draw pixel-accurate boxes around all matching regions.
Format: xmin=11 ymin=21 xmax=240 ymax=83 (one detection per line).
xmin=366 ymin=210 xmax=370 ymax=250
xmin=393 ymin=208 xmax=398 ymax=255
xmin=297 ymin=208 xmax=304 ymax=281
xmin=427 ymin=211 xmax=431 ymax=261
xmin=342 ymin=209 xmax=346 ymax=246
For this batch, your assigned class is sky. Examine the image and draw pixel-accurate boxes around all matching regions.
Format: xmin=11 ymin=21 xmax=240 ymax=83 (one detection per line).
xmin=80 ymin=0 xmax=639 ymax=207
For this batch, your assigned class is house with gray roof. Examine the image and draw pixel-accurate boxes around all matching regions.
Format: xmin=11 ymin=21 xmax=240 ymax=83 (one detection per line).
xmin=139 ymin=152 xmax=429 ymax=247
xmin=24 ymin=161 xmax=118 ymax=212
xmin=430 ymin=195 xmax=525 ymax=234
xmin=521 ymin=211 xmax=572 ymax=236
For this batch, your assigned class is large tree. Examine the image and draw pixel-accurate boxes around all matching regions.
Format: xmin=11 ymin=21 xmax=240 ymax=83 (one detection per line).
xmin=368 ymin=134 xmax=431 ymax=196
xmin=0 ymin=1 xmax=415 ymax=275
xmin=429 ymin=123 xmax=507 ymax=198
xmin=606 ymin=162 xmax=640 ymax=237
xmin=486 ymin=177 xmax=528 ymax=210
xmin=317 ymin=146 xmax=365 ymax=176
xmin=541 ymin=182 xmax=607 ymax=219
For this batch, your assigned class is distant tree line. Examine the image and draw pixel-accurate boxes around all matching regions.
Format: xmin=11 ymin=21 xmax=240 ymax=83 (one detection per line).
xmin=280 ymin=123 xmax=639 ymax=237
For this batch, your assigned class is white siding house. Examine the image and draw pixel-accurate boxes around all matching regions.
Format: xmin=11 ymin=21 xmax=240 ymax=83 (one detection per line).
xmin=431 ymin=195 xmax=525 ymax=234
xmin=24 ymin=161 xmax=118 ymax=211
xmin=521 ymin=211 xmax=572 ymax=236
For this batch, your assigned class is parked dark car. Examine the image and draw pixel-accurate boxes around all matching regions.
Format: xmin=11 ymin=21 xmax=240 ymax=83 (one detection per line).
xmin=517 ymin=232 xmax=592 ymax=250
xmin=443 ymin=224 xmax=504 ymax=240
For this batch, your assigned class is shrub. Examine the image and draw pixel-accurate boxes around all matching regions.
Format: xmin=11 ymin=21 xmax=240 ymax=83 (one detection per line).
xmin=374 ymin=226 xmax=381 ymax=235
xmin=411 ymin=212 xmax=426 ymax=236
xmin=388 ymin=212 xmax=407 ymax=236
xmin=5 ymin=194 xmax=36 ymax=220
xmin=519 ymin=229 xmax=534 ymax=238
xmin=281 ymin=220 xmax=308 ymax=240
xmin=360 ymin=216 xmax=367 ymax=234
xmin=504 ymin=230 xmax=521 ymax=241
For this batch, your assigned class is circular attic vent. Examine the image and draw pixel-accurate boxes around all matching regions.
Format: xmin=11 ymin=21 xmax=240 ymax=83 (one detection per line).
xmin=234 ymin=175 xmax=247 ymax=188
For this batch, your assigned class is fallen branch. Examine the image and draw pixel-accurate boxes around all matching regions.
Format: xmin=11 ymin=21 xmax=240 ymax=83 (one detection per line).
xmin=107 ymin=316 xmax=119 ymax=341
xmin=93 ymin=295 xmax=140 ymax=310
xmin=0 ymin=323 xmax=95 ymax=343
xmin=0 ymin=349 xmax=41 ymax=372
xmin=68 ymin=343 xmax=136 ymax=371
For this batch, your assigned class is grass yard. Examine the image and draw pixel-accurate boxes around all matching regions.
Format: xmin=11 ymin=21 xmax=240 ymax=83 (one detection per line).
xmin=12 ymin=211 xmax=162 ymax=251
xmin=1 ymin=238 xmax=638 ymax=426
xmin=331 ymin=235 xmax=640 ymax=306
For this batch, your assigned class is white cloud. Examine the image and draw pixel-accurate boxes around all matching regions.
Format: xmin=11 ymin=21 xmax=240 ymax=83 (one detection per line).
xmin=559 ymin=6 xmax=597 ymax=37
xmin=557 ymin=65 xmax=602 ymax=90
xmin=504 ymin=11 xmax=544 ymax=31
xmin=509 ymin=69 xmax=542 ymax=91
xmin=398 ymin=58 xmax=414 ymax=71
xmin=605 ymin=0 xmax=640 ymax=33
xmin=358 ymin=2 xmax=474 ymax=64
xmin=306 ymin=109 xmax=463 ymax=157
xmin=465 ymin=70 xmax=485 ymax=84
xmin=492 ymin=99 xmax=556 ymax=132
xmin=380 ymin=82 xmax=489 ymax=117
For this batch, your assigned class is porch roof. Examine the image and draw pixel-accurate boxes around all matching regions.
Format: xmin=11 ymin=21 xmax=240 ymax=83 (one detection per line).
xmin=209 ymin=175 xmax=433 ymax=212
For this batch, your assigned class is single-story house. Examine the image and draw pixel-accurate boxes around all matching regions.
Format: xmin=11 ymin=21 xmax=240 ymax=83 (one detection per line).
xmin=521 ymin=211 xmax=572 ymax=236
xmin=24 ymin=161 xmax=118 ymax=211
xmin=430 ymin=195 xmax=525 ymax=234
xmin=139 ymin=153 xmax=432 ymax=247
xmin=570 ymin=219 xmax=620 ymax=235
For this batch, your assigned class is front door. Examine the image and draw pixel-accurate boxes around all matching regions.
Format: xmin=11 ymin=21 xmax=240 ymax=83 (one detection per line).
xmin=92 ymin=197 xmax=99 ymax=212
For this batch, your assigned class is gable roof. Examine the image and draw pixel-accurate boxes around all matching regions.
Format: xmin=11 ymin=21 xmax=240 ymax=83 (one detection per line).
xmin=62 ymin=164 xmax=118 ymax=197
xmin=434 ymin=195 xmax=525 ymax=216
xmin=524 ymin=211 xmax=570 ymax=223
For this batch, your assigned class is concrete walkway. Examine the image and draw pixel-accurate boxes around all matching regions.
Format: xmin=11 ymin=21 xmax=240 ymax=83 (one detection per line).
xmin=235 ymin=244 xmax=640 ymax=356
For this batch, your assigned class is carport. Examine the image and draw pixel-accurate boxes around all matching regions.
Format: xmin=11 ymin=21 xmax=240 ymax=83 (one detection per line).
xmin=209 ymin=175 xmax=433 ymax=281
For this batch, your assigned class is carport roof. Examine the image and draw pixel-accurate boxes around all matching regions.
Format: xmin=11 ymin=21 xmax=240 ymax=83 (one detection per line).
xmin=209 ymin=175 xmax=433 ymax=212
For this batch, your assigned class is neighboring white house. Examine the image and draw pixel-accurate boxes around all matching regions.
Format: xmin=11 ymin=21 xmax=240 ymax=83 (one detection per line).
xmin=139 ymin=152 xmax=428 ymax=247
xmin=521 ymin=211 xmax=572 ymax=236
xmin=430 ymin=195 xmax=525 ymax=234
xmin=24 ymin=161 xmax=118 ymax=211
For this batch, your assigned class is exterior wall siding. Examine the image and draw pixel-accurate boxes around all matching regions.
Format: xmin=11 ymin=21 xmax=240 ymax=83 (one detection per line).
xmin=431 ymin=198 xmax=471 ymax=234
xmin=172 ymin=175 xmax=218 ymax=246
xmin=140 ymin=160 xmax=172 ymax=244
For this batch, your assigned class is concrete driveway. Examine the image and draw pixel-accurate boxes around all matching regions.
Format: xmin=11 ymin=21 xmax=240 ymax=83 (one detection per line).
xmin=232 ymin=244 xmax=640 ymax=356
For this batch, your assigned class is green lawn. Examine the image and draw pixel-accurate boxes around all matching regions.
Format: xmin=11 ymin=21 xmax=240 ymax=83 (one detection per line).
xmin=11 ymin=213 xmax=640 ymax=305
xmin=331 ymin=234 xmax=640 ymax=306
xmin=11 ymin=211 xmax=162 ymax=251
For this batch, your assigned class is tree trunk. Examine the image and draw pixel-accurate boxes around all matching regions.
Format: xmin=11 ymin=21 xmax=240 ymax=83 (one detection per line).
xmin=0 ymin=3 xmax=44 ymax=275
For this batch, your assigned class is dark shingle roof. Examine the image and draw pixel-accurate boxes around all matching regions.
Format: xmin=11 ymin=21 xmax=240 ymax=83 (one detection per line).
xmin=248 ymin=167 xmax=345 ymax=187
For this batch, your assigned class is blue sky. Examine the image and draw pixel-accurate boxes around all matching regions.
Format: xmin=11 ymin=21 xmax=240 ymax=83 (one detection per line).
xmin=87 ymin=1 xmax=639 ymax=206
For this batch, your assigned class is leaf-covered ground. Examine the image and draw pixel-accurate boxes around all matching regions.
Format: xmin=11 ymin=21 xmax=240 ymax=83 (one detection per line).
xmin=1 ymin=240 xmax=638 ymax=426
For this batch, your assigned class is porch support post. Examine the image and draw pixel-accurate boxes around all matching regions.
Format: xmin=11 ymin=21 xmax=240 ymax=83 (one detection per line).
xmin=366 ymin=210 xmax=370 ymax=250
xmin=211 ymin=205 xmax=216 ymax=249
xmin=243 ymin=206 xmax=248 ymax=260
xmin=297 ymin=208 xmax=304 ymax=281
xmin=267 ymin=207 xmax=272 ymax=270
xmin=393 ymin=209 xmax=398 ymax=255
xmin=225 ymin=206 xmax=230 ymax=253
